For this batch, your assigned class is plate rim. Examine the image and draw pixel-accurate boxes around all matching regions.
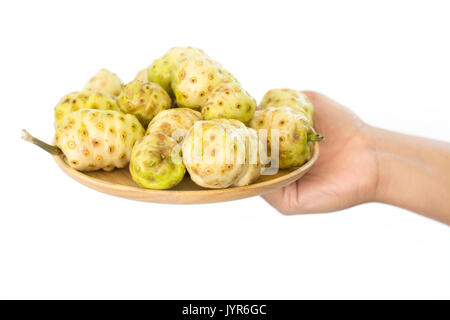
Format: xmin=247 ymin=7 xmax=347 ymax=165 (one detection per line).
xmin=53 ymin=142 xmax=319 ymax=201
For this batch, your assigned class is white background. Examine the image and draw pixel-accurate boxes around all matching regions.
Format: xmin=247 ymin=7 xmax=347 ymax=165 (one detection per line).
xmin=0 ymin=0 xmax=449 ymax=299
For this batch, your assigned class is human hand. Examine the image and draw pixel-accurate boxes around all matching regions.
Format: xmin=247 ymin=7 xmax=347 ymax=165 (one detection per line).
xmin=262 ymin=91 xmax=379 ymax=214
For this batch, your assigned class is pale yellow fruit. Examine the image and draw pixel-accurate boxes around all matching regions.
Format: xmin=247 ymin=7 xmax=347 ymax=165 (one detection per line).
xmin=182 ymin=121 xmax=246 ymax=188
xmin=171 ymin=57 xmax=223 ymax=109
xmin=55 ymin=109 xmax=145 ymax=171
xmin=260 ymin=88 xmax=314 ymax=124
xmin=233 ymin=127 xmax=261 ymax=187
xmin=83 ymin=69 xmax=123 ymax=97
xmin=54 ymin=91 xmax=120 ymax=129
xmin=147 ymin=46 xmax=209 ymax=95
xmin=134 ymin=68 xmax=148 ymax=81
xmin=146 ymin=108 xmax=202 ymax=142
xmin=210 ymin=119 xmax=261 ymax=186
xmin=249 ymin=106 xmax=315 ymax=169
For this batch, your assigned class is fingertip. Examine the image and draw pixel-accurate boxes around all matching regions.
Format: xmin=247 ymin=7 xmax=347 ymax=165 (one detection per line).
xmin=261 ymin=187 xmax=301 ymax=215
xmin=261 ymin=188 xmax=287 ymax=214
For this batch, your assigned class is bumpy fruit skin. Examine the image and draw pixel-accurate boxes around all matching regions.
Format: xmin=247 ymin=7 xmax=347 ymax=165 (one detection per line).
xmin=146 ymin=108 xmax=202 ymax=142
xmin=171 ymin=57 xmax=223 ymax=110
xmin=182 ymin=121 xmax=247 ymax=188
xmin=217 ymin=67 xmax=240 ymax=85
xmin=55 ymin=109 xmax=145 ymax=171
xmin=210 ymin=118 xmax=247 ymax=130
xmin=54 ymin=91 xmax=120 ymax=129
xmin=147 ymin=47 xmax=208 ymax=96
xmin=249 ymin=106 xmax=312 ymax=169
xmin=202 ymin=82 xmax=256 ymax=123
xmin=129 ymin=133 xmax=185 ymax=189
xmin=134 ymin=68 xmax=148 ymax=81
xmin=210 ymin=119 xmax=261 ymax=186
xmin=260 ymin=89 xmax=314 ymax=124
xmin=117 ymin=80 xmax=172 ymax=127
xmin=233 ymin=127 xmax=261 ymax=186
xmin=83 ymin=69 xmax=123 ymax=97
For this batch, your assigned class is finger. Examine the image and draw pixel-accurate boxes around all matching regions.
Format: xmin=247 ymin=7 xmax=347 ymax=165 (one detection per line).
xmin=261 ymin=186 xmax=287 ymax=213
xmin=262 ymin=179 xmax=308 ymax=215
xmin=262 ymin=172 xmax=339 ymax=215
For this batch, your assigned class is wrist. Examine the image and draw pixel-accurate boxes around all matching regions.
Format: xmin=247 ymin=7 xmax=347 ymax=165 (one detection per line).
xmin=366 ymin=126 xmax=408 ymax=206
xmin=365 ymin=125 xmax=390 ymax=204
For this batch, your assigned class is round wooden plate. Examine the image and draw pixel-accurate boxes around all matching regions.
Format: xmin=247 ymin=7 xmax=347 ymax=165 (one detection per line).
xmin=53 ymin=143 xmax=319 ymax=204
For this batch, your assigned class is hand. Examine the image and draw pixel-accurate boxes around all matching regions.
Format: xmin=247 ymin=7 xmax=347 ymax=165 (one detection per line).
xmin=262 ymin=91 xmax=379 ymax=214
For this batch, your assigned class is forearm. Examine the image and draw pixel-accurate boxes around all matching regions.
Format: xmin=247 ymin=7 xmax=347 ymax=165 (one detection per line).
xmin=369 ymin=126 xmax=450 ymax=224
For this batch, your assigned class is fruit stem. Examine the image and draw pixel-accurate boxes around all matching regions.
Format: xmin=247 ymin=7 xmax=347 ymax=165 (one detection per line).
xmin=21 ymin=129 xmax=62 ymax=156
xmin=308 ymin=127 xmax=324 ymax=142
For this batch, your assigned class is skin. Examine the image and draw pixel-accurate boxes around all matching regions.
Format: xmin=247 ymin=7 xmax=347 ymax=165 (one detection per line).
xmin=83 ymin=69 xmax=123 ymax=97
xmin=130 ymin=133 xmax=185 ymax=189
xmin=262 ymin=91 xmax=450 ymax=225
xmin=117 ymin=80 xmax=171 ymax=126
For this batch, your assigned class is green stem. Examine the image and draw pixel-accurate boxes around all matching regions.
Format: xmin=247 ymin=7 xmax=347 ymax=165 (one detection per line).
xmin=308 ymin=127 xmax=324 ymax=142
xmin=21 ymin=129 xmax=62 ymax=156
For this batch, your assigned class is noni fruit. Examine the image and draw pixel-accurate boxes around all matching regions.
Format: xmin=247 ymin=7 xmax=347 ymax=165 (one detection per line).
xmin=249 ymin=106 xmax=322 ymax=169
xmin=54 ymin=91 xmax=120 ymax=129
xmin=117 ymin=80 xmax=172 ymax=127
xmin=134 ymin=68 xmax=148 ymax=82
xmin=146 ymin=108 xmax=202 ymax=142
xmin=54 ymin=109 xmax=144 ymax=171
xmin=83 ymin=69 xmax=123 ymax=97
xmin=147 ymin=47 xmax=208 ymax=96
xmin=182 ymin=120 xmax=247 ymax=189
xmin=129 ymin=133 xmax=185 ymax=189
xmin=202 ymin=82 xmax=256 ymax=123
xmin=171 ymin=57 xmax=223 ymax=110
xmin=210 ymin=119 xmax=261 ymax=187
xmin=260 ymin=89 xmax=314 ymax=124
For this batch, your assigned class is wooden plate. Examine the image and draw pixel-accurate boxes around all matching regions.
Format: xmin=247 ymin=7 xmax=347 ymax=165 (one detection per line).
xmin=53 ymin=143 xmax=319 ymax=204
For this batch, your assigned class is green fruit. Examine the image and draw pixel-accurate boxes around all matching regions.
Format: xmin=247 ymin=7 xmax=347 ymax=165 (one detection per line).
xmin=54 ymin=109 xmax=144 ymax=171
xmin=202 ymin=82 xmax=256 ymax=123
xmin=54 ymin=91 xmax=120 ymax=129
xmin=260 ymin=88 xmax=314 ymax=124
xmin=182 ymin=120 xmax=247 ymax=188
xmin=147 ymin=58 xmax=172 ymax=94
xmin=117 ymin=80 xmax=172 ymax=127
xmin=83 ymin=69 xmax=123 ymax=97
xmin=147 ymin=47 xmax=208 ymax=96
xmin=249 ymin=106 xmax=321 ymax=169
xmin=146 ymin=108 xmax=202 ymax=142
xmin=130 ymin=133 xmax=185 ymax=189
xmin=171 ymin=57 xmax=223 ymax=110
